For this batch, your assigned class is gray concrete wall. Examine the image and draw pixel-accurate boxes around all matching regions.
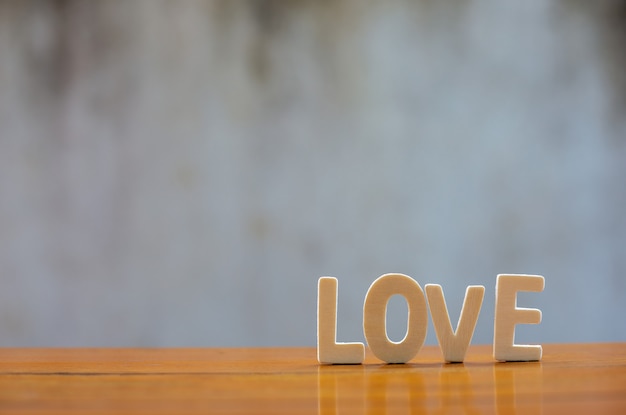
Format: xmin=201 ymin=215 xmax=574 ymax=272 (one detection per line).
xmin=0 ymin=0 xmax=625 ymax=346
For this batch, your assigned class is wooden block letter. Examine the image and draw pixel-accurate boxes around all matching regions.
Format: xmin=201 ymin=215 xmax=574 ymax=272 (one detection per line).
xmin=493 ymin=274 xmax=545 ymax=361
xmin=425 ymin=284 xmax=485 ymax=363
xmin=363 ymin=273 xmax=427 ymax=364
xmin=317 ymin=277 xmax=365 ymax=364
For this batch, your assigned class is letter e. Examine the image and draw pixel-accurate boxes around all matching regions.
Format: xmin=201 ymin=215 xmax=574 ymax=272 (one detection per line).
xmin=493 ymin=274 xmax=545 ymax=361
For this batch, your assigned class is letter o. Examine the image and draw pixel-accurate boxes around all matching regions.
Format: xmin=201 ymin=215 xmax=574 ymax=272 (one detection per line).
xmin=363 ymin=273 xmax=428 ymax=363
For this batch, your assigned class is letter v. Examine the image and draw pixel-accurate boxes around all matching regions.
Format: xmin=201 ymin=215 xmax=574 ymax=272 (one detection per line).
xmin=425 ymin=284 xmax=485 ymax=363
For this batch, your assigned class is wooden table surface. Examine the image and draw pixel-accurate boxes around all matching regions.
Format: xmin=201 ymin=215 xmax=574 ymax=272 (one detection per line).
xmin=0 ymin=343 xmax=624 ymax=414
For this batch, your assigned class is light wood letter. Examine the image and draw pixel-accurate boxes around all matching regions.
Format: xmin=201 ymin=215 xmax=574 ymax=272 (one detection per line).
xmin=493 ymin=274 xmax=545 ymax=361
xmin=363 ymin=273 xmax=427 ymax=363
xmin=317 ymin=277 xmax=365 ymax=364
xmin=425 ymin=284 xmax=485 ymax=363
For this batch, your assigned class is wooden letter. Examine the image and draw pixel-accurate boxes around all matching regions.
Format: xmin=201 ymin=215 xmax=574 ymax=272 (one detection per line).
xmin=363 ymin=273 xmax=427 ymax=363
xmin=317 ymin=277 xmax=365 ymax=364
xmin=493 ymin=274 xmax=545 ymax=361
xmin=425 ymin=284 xmax=485 ymax=363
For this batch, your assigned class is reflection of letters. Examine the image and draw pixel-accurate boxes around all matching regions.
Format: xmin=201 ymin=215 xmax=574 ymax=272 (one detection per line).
xmin=318 ymin=366 xmax=366 ymax=415
xmin=317 ymin=366 xmax=424 ymax=415
xmin=317 ymin=357 xmax=544 ymax=414
xmin=365 ymin=368 xmax=425 ymax=415
xmin=494 ymin=363 xmax=544 ymax=414
xmin=436 ymin=368 xmax=480 ymax=415
xmin=317 ymin=366 xmax=338 ymax=415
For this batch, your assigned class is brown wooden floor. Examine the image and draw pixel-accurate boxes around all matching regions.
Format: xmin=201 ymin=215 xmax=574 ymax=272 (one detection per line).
xmin=0 ymin=343 xmax=624 ymax=414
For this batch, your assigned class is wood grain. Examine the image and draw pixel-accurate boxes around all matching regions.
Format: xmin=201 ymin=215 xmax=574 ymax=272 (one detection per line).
xmin=0 ymin=343 xmax=624 ymax=414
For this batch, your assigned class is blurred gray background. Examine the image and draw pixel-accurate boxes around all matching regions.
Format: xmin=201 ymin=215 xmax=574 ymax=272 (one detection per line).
xmin=0 ymin=0 xmax=625 ymax=347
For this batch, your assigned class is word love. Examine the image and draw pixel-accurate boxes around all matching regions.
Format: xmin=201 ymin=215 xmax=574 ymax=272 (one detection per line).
xmin=317 ymin=273 xmax=544 ymax=364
